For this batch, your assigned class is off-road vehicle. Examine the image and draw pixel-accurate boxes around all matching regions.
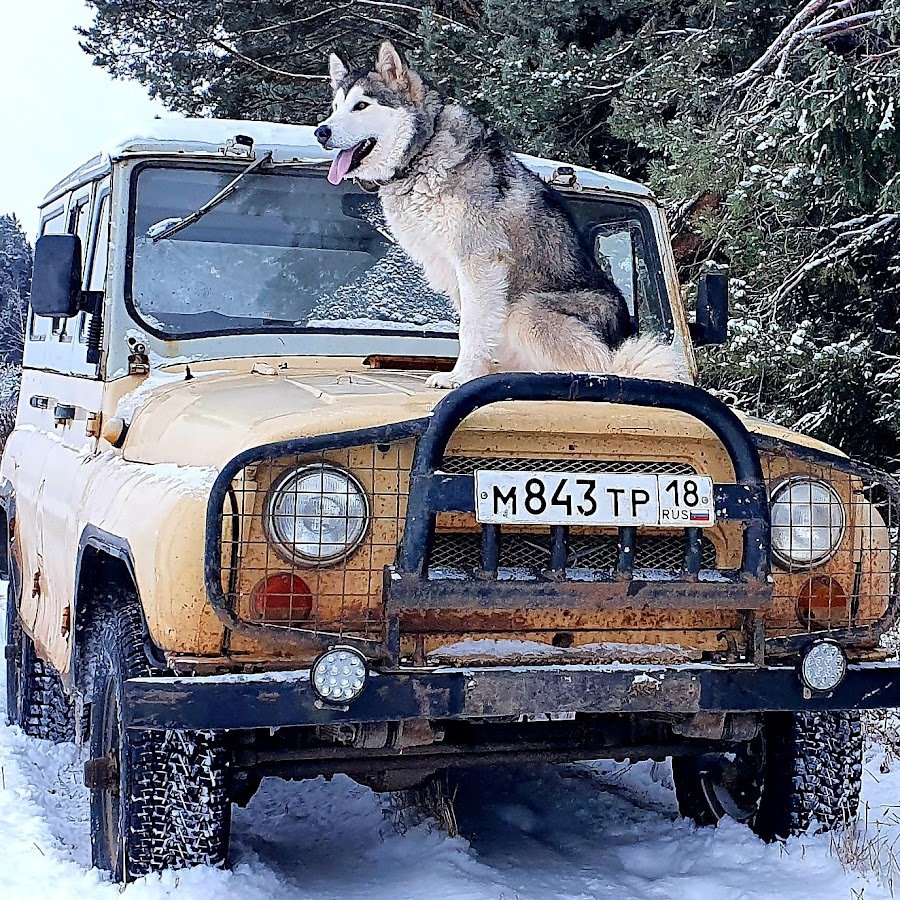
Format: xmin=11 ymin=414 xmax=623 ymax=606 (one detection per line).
xmin=3 ymin=119 xmax=898 ymax=881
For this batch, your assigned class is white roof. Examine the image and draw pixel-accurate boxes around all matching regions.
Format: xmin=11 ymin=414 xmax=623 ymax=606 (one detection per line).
xmin=42 ymin=117 xmax=652 ymax=203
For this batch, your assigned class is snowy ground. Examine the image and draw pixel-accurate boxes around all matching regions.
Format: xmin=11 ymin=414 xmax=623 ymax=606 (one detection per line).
xmin=3 ymin=584 xmax=900 ymax=899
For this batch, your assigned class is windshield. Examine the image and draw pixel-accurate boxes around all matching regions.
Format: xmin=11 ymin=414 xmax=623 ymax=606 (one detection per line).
xmin=128 ymin=163 xmax=671 ymax=340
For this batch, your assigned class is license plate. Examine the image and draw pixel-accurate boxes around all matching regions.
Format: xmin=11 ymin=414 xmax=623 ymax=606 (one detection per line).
xmin=474 ymin=471 xmax=715 ymax=527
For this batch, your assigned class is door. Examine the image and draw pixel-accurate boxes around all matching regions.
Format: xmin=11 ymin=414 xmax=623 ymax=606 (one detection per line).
xmin=14 ymin=182 xmax=109 ymax=666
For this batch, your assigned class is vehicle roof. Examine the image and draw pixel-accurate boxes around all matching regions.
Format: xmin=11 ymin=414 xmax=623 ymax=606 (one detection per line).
xmin=40 ymin=117 xmax=653 ymax=206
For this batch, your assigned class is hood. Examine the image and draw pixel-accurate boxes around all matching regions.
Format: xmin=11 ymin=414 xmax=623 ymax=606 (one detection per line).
xmin=118 ymin=365 xmax=842 ymax=469
xmin=121 ymin=367 xmax=437 ymax=466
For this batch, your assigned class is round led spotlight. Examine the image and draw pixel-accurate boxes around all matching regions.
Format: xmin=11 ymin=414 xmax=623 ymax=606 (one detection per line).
xmin=311 ymin=646 xmax=368 ymax=704
xmin=800 ymin=640 xmax=847 ymax=693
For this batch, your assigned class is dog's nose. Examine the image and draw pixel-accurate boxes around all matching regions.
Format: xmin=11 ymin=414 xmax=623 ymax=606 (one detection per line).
xmin=314 ymin=125 xmax=332 ymax=146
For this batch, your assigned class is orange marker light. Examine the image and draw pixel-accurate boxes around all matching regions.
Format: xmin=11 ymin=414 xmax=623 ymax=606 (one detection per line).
xmin=797 ymin=576 xmax=848 ymax=628
xmin=251 ymin=573 xmax=313 ymax=623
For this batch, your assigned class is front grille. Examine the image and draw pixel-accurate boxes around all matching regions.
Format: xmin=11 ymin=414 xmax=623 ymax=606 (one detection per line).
xmin=430 ymin=530 xmax=717 ymax=572
xmin=439 ymin=457 xmax=696 ymax=476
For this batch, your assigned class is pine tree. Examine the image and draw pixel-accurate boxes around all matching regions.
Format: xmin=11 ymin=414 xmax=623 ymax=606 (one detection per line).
xmin=0 ymin=214 xmax=31 ymax=365
xmin=0 ymin=214 xmax=30 ymax=444
xmin=79 ymin=1 xmax=479 ymax=124
xmin=80 ymin=0 xmax=900 ymax=464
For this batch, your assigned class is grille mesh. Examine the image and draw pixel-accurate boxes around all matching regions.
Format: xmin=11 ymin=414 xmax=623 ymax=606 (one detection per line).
xmin=440 ymin=457 xmax=696 ymax=476
xmin=430 ymin=530 xmax=717 ymax=572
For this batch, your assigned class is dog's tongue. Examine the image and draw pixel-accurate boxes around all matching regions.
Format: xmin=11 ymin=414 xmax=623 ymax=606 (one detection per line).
xmin=328 ymin=148 xmax=356 ymax=185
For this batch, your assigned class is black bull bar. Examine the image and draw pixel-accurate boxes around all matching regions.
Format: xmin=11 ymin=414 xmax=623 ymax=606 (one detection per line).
xmin=202 ymin=373 xmax=775 ymax=663
xmin=385 ymin=373 xmax=771 ymax=663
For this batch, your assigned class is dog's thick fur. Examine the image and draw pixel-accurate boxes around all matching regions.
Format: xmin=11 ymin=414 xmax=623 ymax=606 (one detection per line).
xmin=317 ymin=42 xmax=685 ymax=388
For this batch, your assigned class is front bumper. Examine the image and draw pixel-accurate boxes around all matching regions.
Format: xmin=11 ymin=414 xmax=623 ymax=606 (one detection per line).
xmin=123 ymin=661 xmax=900 ymax=731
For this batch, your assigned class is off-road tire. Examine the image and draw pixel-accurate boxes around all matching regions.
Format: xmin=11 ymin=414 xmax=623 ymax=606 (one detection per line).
xmin=88 ymin=599 xmax=231 ymax=881
xmin=673 ymin=711 xmax=863 ymax=839
xmin=5 ymin=591 xmax=76 ymax=742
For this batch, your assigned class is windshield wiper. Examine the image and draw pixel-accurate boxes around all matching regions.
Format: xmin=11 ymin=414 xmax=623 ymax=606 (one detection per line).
xmin=150 ymin=151 xmax=274 ymax=242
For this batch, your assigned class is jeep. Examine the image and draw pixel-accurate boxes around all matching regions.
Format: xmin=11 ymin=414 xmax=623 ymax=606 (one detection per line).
xmin=3 ymin=119 xmax=897 ymax=881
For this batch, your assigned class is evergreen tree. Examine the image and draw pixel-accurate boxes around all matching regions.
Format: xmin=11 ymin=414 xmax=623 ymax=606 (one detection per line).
xmin=0 ymin=214 xmax=31 ymax=365
xmin=80 ymin=0 xmax=900 ymax=464
xmin=79 ymin=1 xmax=479 ymax=123
xmin=0 ymin=214 xmax=30 ymax=444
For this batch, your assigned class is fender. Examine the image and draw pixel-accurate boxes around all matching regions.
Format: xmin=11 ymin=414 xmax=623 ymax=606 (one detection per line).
xmin=0 ymin=479 xmax=21 ymax=619
xmin=70 ymin=526 xmax=167 ymax=687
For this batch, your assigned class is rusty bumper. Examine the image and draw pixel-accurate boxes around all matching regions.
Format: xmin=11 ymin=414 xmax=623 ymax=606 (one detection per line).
xmin=123 ymin=661 xmax=900 ymax=731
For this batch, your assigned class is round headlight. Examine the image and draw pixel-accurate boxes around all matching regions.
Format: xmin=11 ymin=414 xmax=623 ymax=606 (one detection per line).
xmin=770 ymin=478 xmax=845 ymax=569
xmin=800 ymin=640 xmax=847 ymax=693
xmin=266 ymin=464 xmax=369 ymax=566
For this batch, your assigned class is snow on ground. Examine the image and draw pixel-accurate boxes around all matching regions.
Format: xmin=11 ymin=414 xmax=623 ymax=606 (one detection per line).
xmin=2 ymin=577 xmax=900 ymax=898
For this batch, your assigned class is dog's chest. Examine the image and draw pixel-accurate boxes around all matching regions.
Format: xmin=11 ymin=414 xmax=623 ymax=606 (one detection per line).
xmin=380 ymin=189 xmax=462 ymax=255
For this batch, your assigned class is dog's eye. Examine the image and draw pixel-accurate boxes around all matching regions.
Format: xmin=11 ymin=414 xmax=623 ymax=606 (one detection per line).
xmin=353 ymin=101 xmax=370 ymax=112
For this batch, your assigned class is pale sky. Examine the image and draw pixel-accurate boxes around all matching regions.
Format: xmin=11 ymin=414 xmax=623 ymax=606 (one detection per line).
xmin=0 ymin=0 xmax=169 ymax=237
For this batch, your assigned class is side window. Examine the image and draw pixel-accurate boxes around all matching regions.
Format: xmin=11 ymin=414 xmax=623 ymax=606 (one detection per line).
xmin=593 ymin=220 xmax=664 ymax=337
xmin=28 ymin=210 xmax=67 ymax=342
xmin=53 ymin=199 xmax=91 ymax=341
xmin=79 ymin=195 xmax=110 ymax=343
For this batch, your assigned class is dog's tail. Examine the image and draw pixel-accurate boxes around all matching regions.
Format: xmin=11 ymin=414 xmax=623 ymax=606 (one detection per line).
xmin=607 ymin=333 xmax=689 ymax=382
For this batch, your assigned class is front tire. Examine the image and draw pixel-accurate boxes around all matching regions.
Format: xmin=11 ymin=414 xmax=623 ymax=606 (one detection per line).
xmin=87 ymin=600 xmax=231 ymax=881
xmin=673 ymin=711 xmax=863 ymax=839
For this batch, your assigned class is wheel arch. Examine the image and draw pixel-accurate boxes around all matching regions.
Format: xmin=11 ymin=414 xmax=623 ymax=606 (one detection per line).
xmin=0 ymin=480 xmax=17 ymax=586
xmin=72 ymin=527 xmax=166 ymax=692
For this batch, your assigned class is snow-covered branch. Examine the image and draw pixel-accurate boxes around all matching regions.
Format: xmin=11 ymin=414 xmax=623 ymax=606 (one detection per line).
xmin=771 ymin=213 xmax=900 ymax=304
xmin=733 ymin=0 xmax=836 ymax=88
xmin=142 ymin=0 xmax=328 ymax=81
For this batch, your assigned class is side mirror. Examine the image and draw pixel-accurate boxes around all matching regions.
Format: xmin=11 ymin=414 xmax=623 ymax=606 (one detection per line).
xmin=689 ymin=269 xmax=729 ymax=346
xmin=31 ymin=234 xmax=84 ymax=318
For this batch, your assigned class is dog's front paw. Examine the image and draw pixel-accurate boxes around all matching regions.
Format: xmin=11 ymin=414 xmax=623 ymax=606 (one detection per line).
xmin=426 ymin=361 xmax=489 ymax=389
xmin=425 ymin=371 xmax=462 ymax=390
xmin=425 ymin=367 xmax=482 ymax=389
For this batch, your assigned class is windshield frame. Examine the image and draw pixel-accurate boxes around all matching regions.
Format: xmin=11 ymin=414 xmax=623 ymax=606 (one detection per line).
xmin=124 ymin=159 xmax=673 ymax=343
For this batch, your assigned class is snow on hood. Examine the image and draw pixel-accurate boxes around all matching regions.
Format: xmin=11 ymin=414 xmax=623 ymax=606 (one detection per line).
xmin=115 ymin=361 xmax=845 ymax=472
xmin=98 ymin=450 xmax=219 ymax=497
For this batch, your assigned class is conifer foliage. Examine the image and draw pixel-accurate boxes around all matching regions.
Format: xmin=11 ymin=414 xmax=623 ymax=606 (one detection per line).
xmin=81 ymin=0 xmax=900 ymax=463
xmin=0 ymin=214 xmax=30 ymax=365
xmin=0 ymin=214 xmax=30 ymax=442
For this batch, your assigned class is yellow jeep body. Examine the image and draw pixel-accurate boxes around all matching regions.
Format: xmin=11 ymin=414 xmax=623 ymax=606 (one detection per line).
xmin=1 ymin=118 xmax=895 ymax=713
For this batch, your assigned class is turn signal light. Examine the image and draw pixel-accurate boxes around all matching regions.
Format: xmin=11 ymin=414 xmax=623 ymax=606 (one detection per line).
xmin=797 ymin=576 xmax=848 ymax=628
xmin=250 ymin=573 xmax=313 ymax=623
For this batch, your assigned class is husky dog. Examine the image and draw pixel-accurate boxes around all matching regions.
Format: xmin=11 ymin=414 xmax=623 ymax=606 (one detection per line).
xmin=315 ymin=42 xmax=685 ymax=388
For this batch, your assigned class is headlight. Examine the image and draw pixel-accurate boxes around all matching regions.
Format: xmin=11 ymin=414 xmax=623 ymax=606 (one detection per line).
xmin=266 ymin=464 xmax=369 ymax=566
xmin=770 ymin=477 xmax=845 ymax=568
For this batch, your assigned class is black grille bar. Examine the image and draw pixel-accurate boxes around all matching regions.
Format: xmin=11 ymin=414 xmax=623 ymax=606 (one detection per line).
xmin=684 ymin=528 xmax=702 ymax=575
xmin=617 ymin=527 xmax=637 ymax=578
xmin=549 ymin=526 xmax=568 ymax=574
xmin=398 ymin=374 xmax=770 ymax=580
xmin=480 ymin=524 xmax=500 ymax=578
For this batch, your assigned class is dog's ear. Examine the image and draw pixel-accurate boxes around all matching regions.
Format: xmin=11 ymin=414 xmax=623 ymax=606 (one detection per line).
xmin=329 ymin=52 xmax=349 ymax=91
xmin=376 ymin=41 xmax=405 ymax=85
